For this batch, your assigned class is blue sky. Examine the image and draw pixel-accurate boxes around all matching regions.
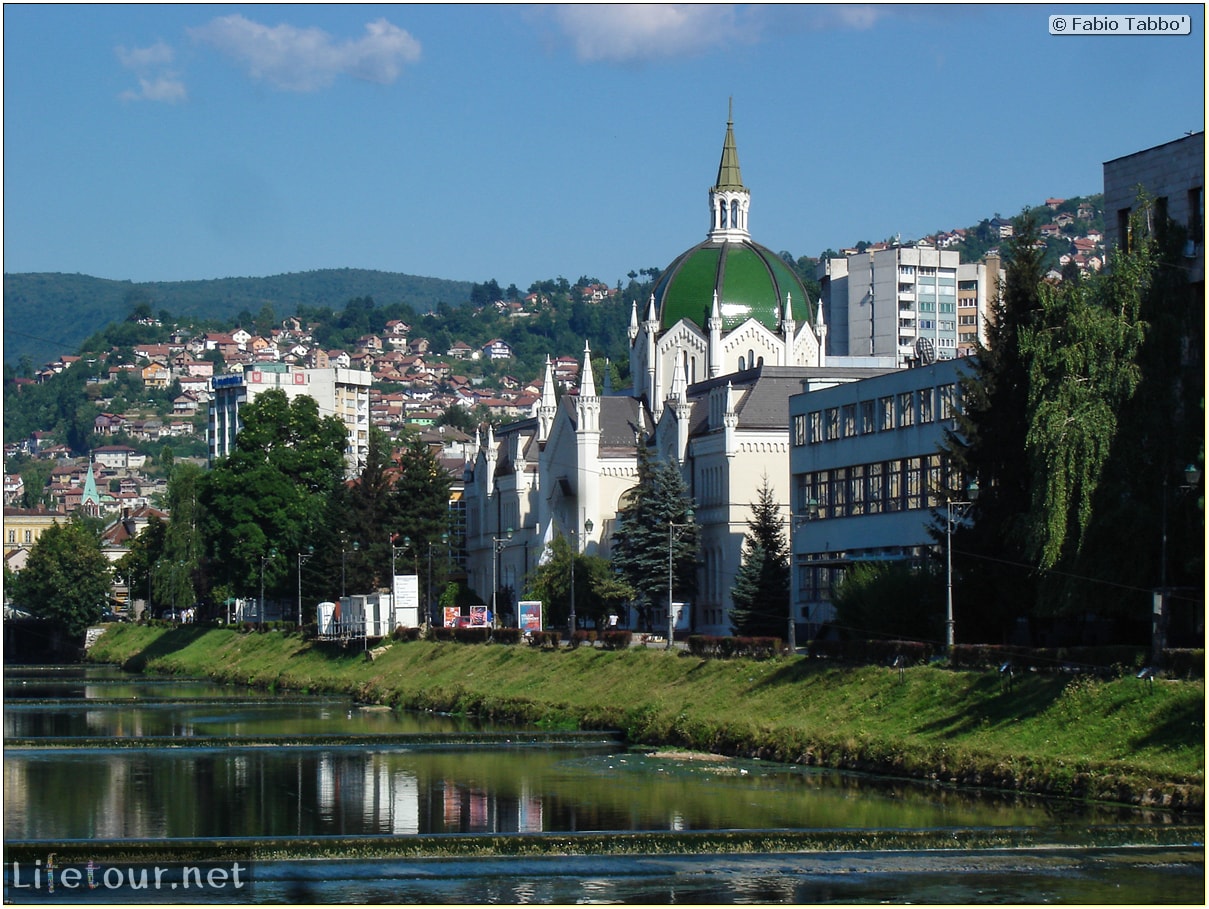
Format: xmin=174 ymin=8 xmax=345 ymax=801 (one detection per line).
xmin=3 ymin=3 xmax=1204 ymax=290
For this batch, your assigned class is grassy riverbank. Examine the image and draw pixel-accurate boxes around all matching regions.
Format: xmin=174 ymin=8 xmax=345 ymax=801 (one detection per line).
xmin=87 ymin=625 xmax=1204 ymax=811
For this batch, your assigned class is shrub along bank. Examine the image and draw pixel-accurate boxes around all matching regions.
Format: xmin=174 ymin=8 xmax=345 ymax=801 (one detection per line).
xmin=87 ymin=625 xmax=1204 ymax=812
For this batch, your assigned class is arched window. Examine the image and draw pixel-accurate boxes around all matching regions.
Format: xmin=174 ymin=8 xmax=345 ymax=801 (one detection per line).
xmin=738 ymin=356 xmax=745 ymax=371
xmin=730 ymin=199 xmax=740 ymax=228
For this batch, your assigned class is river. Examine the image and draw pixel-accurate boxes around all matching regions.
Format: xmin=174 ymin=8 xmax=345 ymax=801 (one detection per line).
xmin=3 ymin=664 xmax=1203 ymax=904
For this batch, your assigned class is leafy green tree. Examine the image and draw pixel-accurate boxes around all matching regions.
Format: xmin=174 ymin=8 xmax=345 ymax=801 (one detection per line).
xmin=199 ymin=389 xmax=347 ymax=601
xmin=730 ymin=478 xmax=790 ymax=638
xmin=831 ymin=561 xmax=944 ymax=642
xmin=11 ymin=518 xmax=112 ymax=639
xmin=611 ymin=444 xmax=698 ymax=632
xmin=525 ymin=536 xmax=634 ymax=631
xmin=115 ymin=515 xmax=167 ymax=614
xmin=1019 ymin=229 xmax=1148 ymax=607
xmin=437 ymin=404 xmax=477 ymax=433
xmin=1026 ymin=202 xmax=1202 ymax=623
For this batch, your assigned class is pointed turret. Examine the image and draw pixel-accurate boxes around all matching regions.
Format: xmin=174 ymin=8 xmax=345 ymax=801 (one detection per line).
xmin=537 ymin=356 xmax=558 ymax=443
xmin=668 ymin=350 xmax=687 ymax=403
xmin=708 ymin=290 xmax=723 ymax=378
xmin=668 ymin=352 xmax=692 ymax=463
xmin=781 ymin=291 xmax=796 ymax=365
xmin=814 ymin=297 xmax=828 ymax=365
xmin=577 ymin=340 xmax=600 ymax=437
xmin=579 ymin=341 xmax=597 ymax=399
xmin=484 ymin=422 xmax=497 ymax=476
xmin=575 ymin=340 xmax=602 ymax=535
xmin=707 ymin=99 xmax=751 ymax=242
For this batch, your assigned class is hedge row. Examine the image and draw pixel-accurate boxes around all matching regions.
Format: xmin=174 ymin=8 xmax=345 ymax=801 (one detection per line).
xmin=686 ymin=635 xmax=783 ymax=660
xmin=803 ymin=639 xmax=1203 ymax=679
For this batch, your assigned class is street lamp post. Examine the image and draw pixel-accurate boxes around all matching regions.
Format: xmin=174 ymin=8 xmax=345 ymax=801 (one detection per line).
xmin=492 ymin=528 xmax=513 ymax=627
xmin=667 ymin=510 xmax=694 ymax=651
xmin=788 ymin=498 xmax=819 ymax=654
xmin=427 ymin=533 xmax=448 ymax=630
xmin=259 ymin=548 xmax=276 ymax=631
xmin=568 ymin=518 xmax=594 ymax=637
xmin=1156 ymin=463 xmax=1202 ymax=662
xmin=341 ymin=540 xmax=359 ymax=598
xmin=297 ymin=546 xmax=314 ymax=628
xmin=944 ymin=484 xmax=978 ymax=652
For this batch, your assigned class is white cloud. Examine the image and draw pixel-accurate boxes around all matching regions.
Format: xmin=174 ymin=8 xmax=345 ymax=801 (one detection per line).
xmin=116 ymin=40 xmax=186 ymax=103
xmin=189 ymin=15 xmax=421 ymax=92
xmin=548 ymin=3 xmax=890 ymax=63
xmin=116 ymin=41 xmax=176 ymax=70
xmin=551 ymin=5 xmax=750 ymax=63
xmin=121 ymin=74 xmax=187 ymax=104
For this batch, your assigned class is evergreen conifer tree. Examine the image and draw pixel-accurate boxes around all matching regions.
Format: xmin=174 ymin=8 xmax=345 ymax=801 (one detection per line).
xmin=611 ymin=442 xmax=698 ymax=633
xmin=730 ymin=478 xmax=790 ymax=639
xmin=941 ymin=210 xmax=1046 ymax=642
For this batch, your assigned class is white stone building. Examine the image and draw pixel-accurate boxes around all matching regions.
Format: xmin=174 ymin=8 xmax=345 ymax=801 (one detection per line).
xmin=463 ymin=111 xmax=896 ymax=633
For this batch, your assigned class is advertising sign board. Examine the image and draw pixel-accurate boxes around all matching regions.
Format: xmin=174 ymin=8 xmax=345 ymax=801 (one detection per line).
xmin=518 ymin=600 xmax=542 ymax=633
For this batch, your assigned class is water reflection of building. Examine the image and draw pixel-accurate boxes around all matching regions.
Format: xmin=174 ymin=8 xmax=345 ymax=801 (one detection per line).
xmin=310 ymin=753 xmax=550 ymax=835
xmin=318 ymin=752 xmax=421 ymax=835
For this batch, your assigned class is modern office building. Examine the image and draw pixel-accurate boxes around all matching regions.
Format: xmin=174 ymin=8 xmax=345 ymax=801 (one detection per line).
xmin=208 ymin=364 xmax=372 ymax=473
xmin=787 ymin=357 xmax=974 ymax=637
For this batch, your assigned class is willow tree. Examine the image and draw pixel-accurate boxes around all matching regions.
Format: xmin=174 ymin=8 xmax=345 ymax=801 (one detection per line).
xmin=1023 ymin=200 xmax=1202 ymax=622
xmin=1019 ymin=229 xmax=1149 ymax=606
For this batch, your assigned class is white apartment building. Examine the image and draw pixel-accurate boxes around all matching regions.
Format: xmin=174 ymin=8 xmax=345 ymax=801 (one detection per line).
xmin=819 ymin=247 xmax=994 ymax=366
xmin=208 ymin=364 xmax=372 ymax=474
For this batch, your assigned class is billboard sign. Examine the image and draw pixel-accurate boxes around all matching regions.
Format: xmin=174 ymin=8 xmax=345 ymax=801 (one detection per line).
xmin=518 ymin=600 xmax=542 ymax=633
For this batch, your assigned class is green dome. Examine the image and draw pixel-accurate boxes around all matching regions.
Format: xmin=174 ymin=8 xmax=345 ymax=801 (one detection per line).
xmin=652 ymin=239 xmax=812 ymax=332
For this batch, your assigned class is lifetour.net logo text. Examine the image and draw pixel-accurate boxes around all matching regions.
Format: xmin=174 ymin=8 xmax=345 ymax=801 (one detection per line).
xmin=4 ymin=854 xmax=250 ymax=901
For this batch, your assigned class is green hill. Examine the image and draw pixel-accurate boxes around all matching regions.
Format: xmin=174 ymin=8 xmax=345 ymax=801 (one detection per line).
xmin=2 ymin=269 xmax=475 ymax=367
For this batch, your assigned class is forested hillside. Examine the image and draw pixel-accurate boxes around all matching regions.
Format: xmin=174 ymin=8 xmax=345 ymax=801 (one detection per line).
xmin=2 ymin=269 xmax=474 ymax=367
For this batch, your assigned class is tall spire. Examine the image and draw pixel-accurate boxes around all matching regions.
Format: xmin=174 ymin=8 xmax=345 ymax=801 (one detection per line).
xmin=708 ymin=99 xmax=751 ymax=241
xmin=713 ymin=97 xmax=745 ymax=192
xmin=81 ymin=458 xmax=101 ymax=516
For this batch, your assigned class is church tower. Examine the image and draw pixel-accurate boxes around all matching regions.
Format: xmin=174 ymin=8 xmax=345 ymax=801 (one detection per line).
xmin=708 ymin=101 xmax=751 ymax=242
xmin=629 ymin=105 xmax=823 ymax=411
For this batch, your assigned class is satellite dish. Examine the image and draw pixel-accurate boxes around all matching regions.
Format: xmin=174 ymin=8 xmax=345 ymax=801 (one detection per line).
xmin=915 ymin=336 xmax=936 ymax=365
